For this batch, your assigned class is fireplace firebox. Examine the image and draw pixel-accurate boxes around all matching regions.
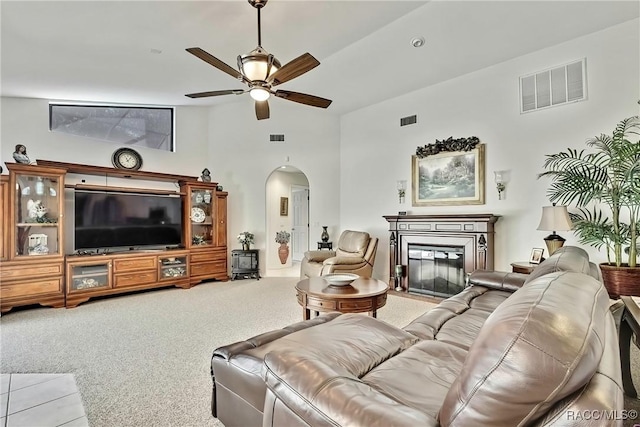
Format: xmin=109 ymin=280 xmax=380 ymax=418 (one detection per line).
xmin=408 ymin=244 xmax=465 ymax=297
xmin=384 ymin=214 xmax=499 ymax=298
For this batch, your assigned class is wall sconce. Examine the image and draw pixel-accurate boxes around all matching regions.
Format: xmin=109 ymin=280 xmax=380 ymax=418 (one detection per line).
xmin=494 ymin=170 xmax=510 ymax=200
xmin=397 ymin=180 xmax=407 ymax=204
xmin=537 ymin=203 xmax=573 ymax=255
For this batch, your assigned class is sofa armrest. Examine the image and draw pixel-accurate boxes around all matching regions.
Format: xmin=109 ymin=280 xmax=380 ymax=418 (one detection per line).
xmin=467 ymin=270 xmax=528 ymax=292
xmin=304 ymin=250 xmax=336 ymax=262
xmin=322 ymin=256 xmax=366 ymax=266
xmin=263 ymin=351 xmax=437 ymax=427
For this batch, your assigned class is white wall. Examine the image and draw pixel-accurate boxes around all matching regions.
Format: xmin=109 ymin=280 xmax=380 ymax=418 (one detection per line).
xmin=339 ymin=20 xmax=640 ymax=279
xmin=2 ymin=20 xmax=637 ymax=281
xmin=207 ymin=100 xmax=341 ymax=263
xmin=0 ymin=98 xmax=210 ymax=178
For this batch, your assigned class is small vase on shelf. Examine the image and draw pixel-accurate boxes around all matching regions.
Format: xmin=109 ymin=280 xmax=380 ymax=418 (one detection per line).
xmin=321 ymin=226 xmax=329 ymax=243
xmin=242 ymin=243 xmax=250 ymax=251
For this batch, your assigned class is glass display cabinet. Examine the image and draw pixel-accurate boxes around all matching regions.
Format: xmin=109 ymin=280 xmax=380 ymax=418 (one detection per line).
xmin=188 ymin=186 xmax=215 ymax=247
xmin=12 ymin=166 xmax=65 ymax=258
xmin=1 ymin=163 xmax=67 ymax=313
xmin=180 ymin=180 xmax=228 ymax=285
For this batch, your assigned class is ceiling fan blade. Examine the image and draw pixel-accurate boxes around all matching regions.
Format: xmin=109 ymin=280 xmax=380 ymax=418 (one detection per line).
xmin=186 ymin=47 xmax=247 ymax=83
xmin=185 ymin=89 xmax=245 ymax=99
xmin=274 ymin=90 xmax=332 ymax=109
xmin=255 ymin=100 xmax=270 ymax=120
xmin=268 ymin=53 xmax=320 ymax=86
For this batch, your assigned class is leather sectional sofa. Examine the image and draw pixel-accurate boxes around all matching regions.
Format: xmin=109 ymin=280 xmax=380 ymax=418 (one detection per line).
xmin=211 ymin=246 xmax=623 ymax=426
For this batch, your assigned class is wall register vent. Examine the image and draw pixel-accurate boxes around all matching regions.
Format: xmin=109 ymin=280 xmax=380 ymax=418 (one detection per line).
xmin=519 ymin=58 xmax=586 ymax=114
xmin=269 ymin=134 xmax=285 ymax=142
xmin=400 ymin=115 xmax=417 ymax=127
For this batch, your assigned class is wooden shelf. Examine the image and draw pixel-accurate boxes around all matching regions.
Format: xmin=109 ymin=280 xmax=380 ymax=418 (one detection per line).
xmin=36 ymin=159 xmax=200 ymax=183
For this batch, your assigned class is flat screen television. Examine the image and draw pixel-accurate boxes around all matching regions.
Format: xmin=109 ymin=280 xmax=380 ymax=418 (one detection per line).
xmin=74 ymin=190 xmax=183 ymax=251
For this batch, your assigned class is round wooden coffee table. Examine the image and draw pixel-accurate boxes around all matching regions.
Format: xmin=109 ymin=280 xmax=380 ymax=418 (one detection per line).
xmin=295 ymin=277 xmax=388 ymax=320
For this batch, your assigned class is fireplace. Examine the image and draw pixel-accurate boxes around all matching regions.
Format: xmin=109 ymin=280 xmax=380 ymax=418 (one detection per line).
xmin=408 ymin=244 xmax=465 ymax=297
xmin=384 ymin=214 xmax=499 ymax=298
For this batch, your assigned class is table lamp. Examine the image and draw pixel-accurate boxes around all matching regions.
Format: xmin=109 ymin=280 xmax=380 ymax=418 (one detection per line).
xmin=537 ymin=203 xmax=573 ymax=255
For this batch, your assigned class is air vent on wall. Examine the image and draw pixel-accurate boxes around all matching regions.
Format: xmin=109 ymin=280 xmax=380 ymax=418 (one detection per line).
xmin=269 ymin=134 xmax=285 ymax=142
xmin=400 ymin=115 xmax=417 ymax=126
xmin=519 ymin=58 xmax=586 ymax=114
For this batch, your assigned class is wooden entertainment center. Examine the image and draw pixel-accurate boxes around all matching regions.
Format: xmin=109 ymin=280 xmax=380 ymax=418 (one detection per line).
xmin=0 ymin=160 xmax=228 ymax=313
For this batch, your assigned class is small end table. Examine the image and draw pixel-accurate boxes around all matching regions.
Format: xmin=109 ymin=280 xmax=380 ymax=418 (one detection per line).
xmin=231 ymin=249 xmax=260 ymax=280
xmin=317 ymin=241 xmax=333 ymax=250
xmin=510 ymin=261 xmax=536 ymax=275
xmin=619 ymin=296 xmax=640 ymax=397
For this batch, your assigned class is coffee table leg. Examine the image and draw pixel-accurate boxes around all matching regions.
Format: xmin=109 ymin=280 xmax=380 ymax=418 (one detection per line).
xmin=619 ymin=312 xmax=637 ymax=398
xmin=303 ymin=307 xmax=310 ymax=321
xmin=371 ymin=309 xmax=377 ymax=318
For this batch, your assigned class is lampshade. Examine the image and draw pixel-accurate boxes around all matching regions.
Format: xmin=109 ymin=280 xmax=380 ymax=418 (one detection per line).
xmin=537 ymin=204 xmax=573 ymax=256
xmin=537 ymin=205 xmax=573 ymax=232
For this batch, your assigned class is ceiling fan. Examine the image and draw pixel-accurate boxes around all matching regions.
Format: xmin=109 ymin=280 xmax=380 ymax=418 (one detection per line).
xmin=185 ymin=0 xmax=332 ymax=120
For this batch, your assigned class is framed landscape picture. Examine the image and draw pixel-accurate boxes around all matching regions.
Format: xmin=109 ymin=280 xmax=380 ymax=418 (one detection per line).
xmin=412 ymin=144 xmax=485 ymax=206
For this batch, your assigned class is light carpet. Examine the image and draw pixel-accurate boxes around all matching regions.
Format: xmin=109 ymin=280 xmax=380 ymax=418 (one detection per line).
xmin=0 ymin=278 xmax=435 ymax=426
xmin=2 ymin=278 xmax=639 ymax=426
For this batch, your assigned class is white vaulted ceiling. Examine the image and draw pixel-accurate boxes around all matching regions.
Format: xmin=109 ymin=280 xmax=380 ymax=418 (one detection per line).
xmin=1 ymin=1 xmax=638 ymax=115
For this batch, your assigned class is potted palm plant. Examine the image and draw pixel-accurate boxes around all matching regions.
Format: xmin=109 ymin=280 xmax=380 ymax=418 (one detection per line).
xmin=538 ymin=115 xmax=640 ymax=298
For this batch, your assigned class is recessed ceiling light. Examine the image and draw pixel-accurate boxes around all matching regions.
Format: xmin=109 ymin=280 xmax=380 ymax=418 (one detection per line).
xmin=150 ymin=48 xmax=163 ymax=54
xmin=411 ymin=37 xmax=425 ymax=48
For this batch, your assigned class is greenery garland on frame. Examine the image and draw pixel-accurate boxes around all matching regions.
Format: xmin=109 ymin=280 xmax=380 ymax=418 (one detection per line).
xmin=416 ymin=136 xmax=480 ymax=158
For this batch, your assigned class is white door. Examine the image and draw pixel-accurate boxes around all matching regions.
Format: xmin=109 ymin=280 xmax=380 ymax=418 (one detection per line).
xmin=291 ymin=187 xmax=309 ymax=261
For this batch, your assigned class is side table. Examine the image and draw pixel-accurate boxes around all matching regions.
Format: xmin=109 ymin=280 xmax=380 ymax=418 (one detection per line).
xmin=510 ymin=261 xmax=536 ymax=275
xmin=619 ymin=296 xmax=640 ymax=397
xmin=317 ymin=241 xmax=333 ymax=250
xmin=231 ymin=249 xmax=260 ymax=280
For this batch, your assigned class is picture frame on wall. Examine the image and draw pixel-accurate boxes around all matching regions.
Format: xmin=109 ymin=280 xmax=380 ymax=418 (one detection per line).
xmin=412 ymin=142 xmax=485 ymax=206
xmin=280 ymin=197 xmax=289 ymax=216
xmin=529 ymin=247 xmax=544 ymax=264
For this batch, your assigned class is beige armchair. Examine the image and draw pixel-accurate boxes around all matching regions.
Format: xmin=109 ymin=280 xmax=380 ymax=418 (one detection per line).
xmin=300 ymin=230 xmax=378 ymax=279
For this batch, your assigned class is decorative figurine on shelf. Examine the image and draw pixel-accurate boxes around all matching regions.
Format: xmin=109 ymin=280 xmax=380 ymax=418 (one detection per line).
xmin=27 ymin=199 xmax=44 ymax=219
xmin=12 ymin=144 xmax=31 ymax=164
xmin=201 ymin=168 xmax=212 ymax=182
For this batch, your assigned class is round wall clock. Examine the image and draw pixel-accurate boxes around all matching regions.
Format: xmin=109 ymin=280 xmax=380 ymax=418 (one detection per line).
xmin=112 ymin=147 xmax=143 ymax=171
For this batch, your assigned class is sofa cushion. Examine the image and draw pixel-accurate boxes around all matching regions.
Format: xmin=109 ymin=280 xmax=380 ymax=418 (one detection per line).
xmin=438 ymin=271 xmax=610 ymax=426
xmin=403 ymin=285 xmax=511 ymax=350
xmin=336 ymin=230 xmax=370 ymax=258
xmin=361 ymin=340 xmax=468 ymax=419
xmin=524 ymin=245 xmax=593 ymax=284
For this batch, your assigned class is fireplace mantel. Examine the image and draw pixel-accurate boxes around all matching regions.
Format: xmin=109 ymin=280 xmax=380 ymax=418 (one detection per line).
xmin=383 ymin=214 xmax=500 ymax=296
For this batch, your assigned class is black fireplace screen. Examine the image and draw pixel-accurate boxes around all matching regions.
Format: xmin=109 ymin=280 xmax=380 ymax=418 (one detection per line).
xmin=408 ymin=244 xmax=465 ymax=297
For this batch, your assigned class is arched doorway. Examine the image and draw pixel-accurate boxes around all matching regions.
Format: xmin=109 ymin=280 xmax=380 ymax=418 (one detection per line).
xmin=265 ymin=165 xmax=309 ymax=277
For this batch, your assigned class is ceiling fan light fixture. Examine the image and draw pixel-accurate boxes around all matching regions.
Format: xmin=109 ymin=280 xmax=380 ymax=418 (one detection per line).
xmin=250 ymin=87 xmax=270 ymax=101
xmin=238 ymin=48 xmax=280 ymax=82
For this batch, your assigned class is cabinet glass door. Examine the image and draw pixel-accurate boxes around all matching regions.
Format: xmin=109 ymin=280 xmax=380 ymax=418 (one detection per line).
xmin=15 ymin=174 xmax=62 ymax=257
xmin=159 ymin=255 xmax=188 ymax=280
xmin=69 ymin=263 xmax=110 ymax=292
xmin=190 ymin=188 xmax=214 ymax=246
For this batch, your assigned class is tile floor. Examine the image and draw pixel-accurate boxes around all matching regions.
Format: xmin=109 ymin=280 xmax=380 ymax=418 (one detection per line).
xmin=1 ymin=374 xmax=88 ymax=427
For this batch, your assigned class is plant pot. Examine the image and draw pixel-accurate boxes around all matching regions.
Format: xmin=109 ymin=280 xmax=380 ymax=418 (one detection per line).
xmin=242 ymin=243 xmax=250 ymax=251
xmin=278 ymin=243 xmax=289 ymax=265
xmin=599 ymin=263 xmax=640 ymax=299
